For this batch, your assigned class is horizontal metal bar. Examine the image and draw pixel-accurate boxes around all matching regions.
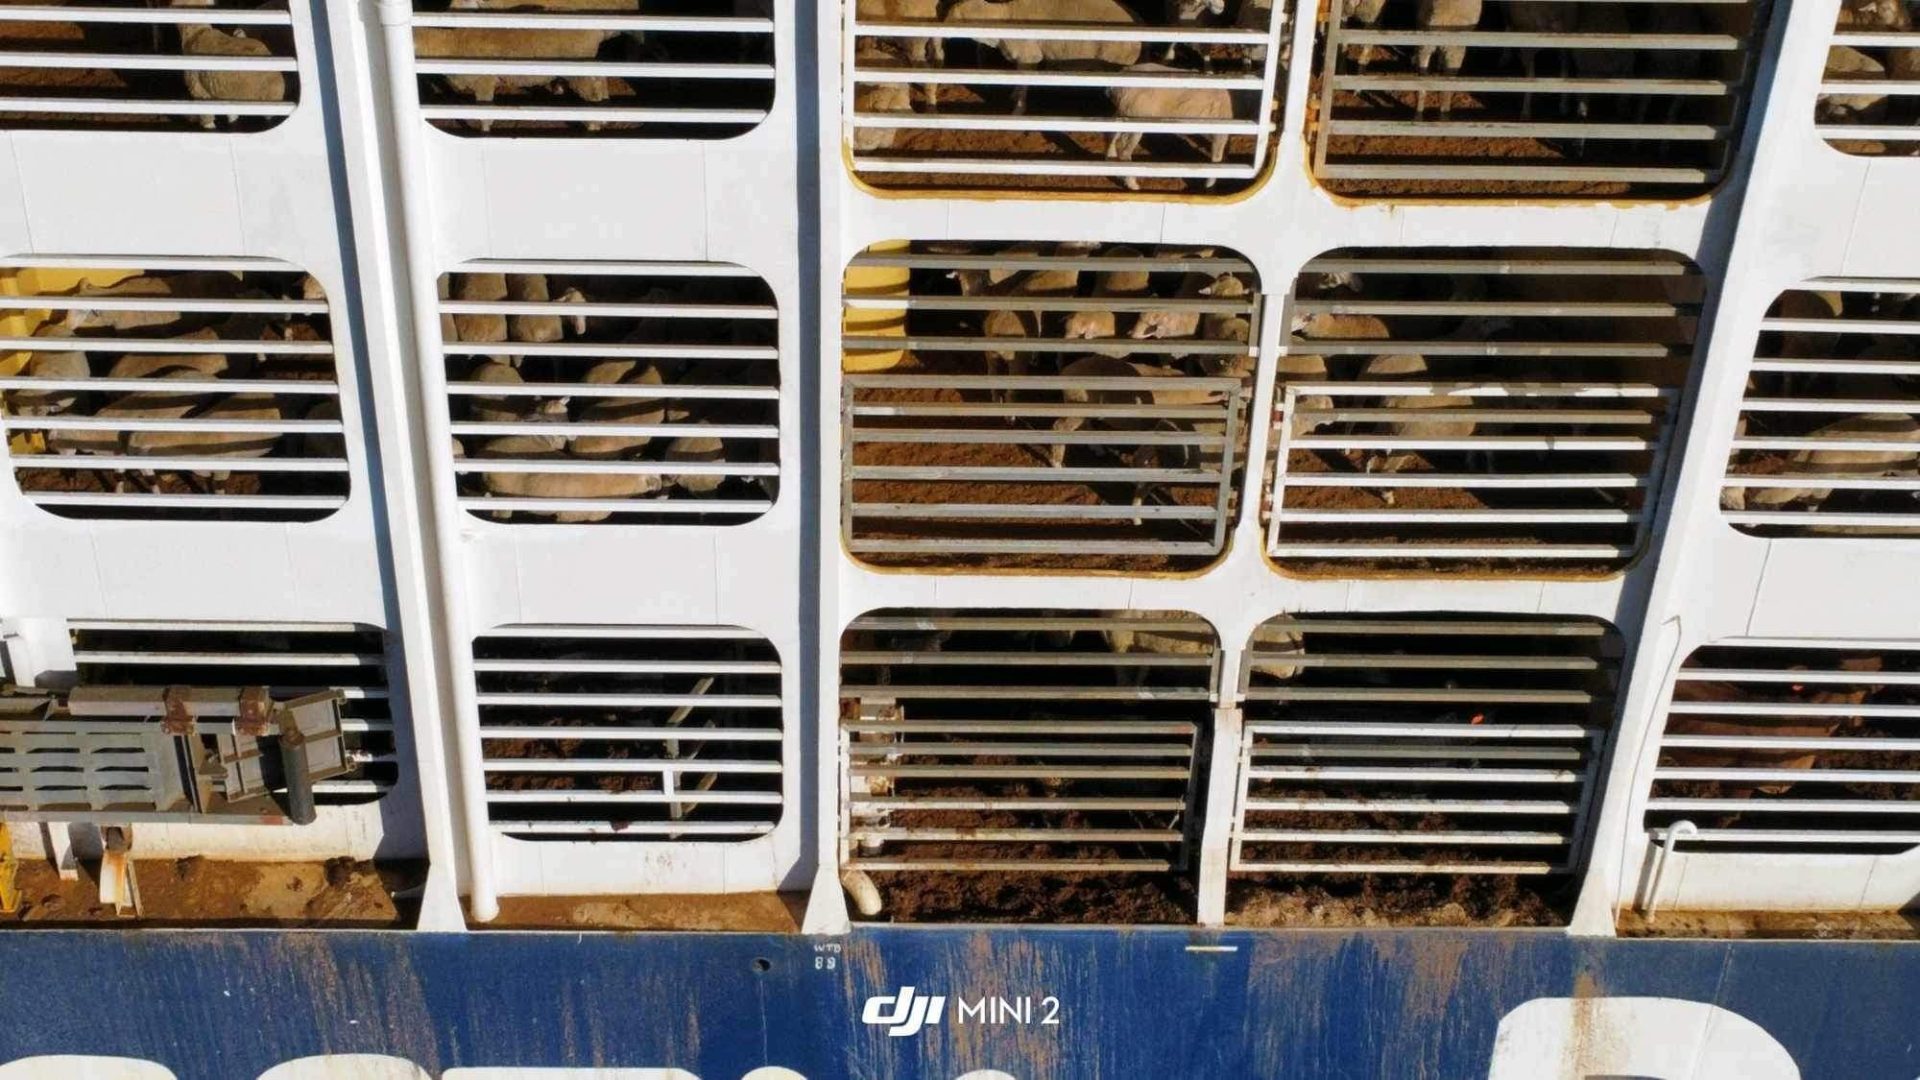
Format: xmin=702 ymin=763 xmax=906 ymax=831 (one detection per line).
xmin=1645 ymin=798 xmax=1920 ymax=814
xmin=0 ymin=376 xmax=337 ymax=396
xmin=852 ymin=427 xmax=1224 ymax=447
xmin=1649 ymin=829 xmax=1920 ymax=846
xmin=848 ymin=741 xmax=1191 ymax=759
xmin=9 ymin=416 xmax=335 ymax=434
xmin=850 ymin=401 xmax=1224 ymax=420
xmin=843 ymin=652 xmax=1209 ymax=667
xmin=442 ymin=300 xmax=774 ymax=320
xmin=847 ymin=616 xmax=1212 ymax=632
xmin=474 ymin=658 xmax=776 ymax=675
xmin=851 ymin=764 xmax=1192 ymax=779
xmin=1331 ymin=73 xmax=1731 ymax=96
xmin=450 ymin=420 xmax=775 ymax=438
xmin=26 ymin=492 xmax=343 ymax=510
xmin=1288 ymin=339 xmax=1675 ymax=358
xmin=1829 ymin=31 xmax=1920 ymax=47
xmin=455 ymin=260 xmax=761 ymax=278
xmin=1280 ymin=472 xmax=1645 ymax=489
xmin=853 ymin=65 xmax=1263 ymax=90
xmin=852 ymin=797 xmax=1185 ymax=812
xmin=841 ymin=684 xmax=1209 ymax=701
xmin=1290 ymin=434 xmax=1650 ymax=451
xmin=1292 ymin=298 xmax=1688 ymax=318
xmin=0 ymin=50 xmax=296 ymax=71
xmin=12 ymin=455 xmax=347 ymax=473
xmin=0 ymin=337 xmax=329 ymax=356
xmin=850 ymin=112 xmax=1260 ymax=136
xmin=1249 ymin=722 xmax=1595 ymax=739
xmin=855 ymin=19 xmax=1267 ymax=43
xmin=845 ymin=720 xmax=1198 ymax=734
xmin=1249 ymin=766 xmax=1580 ymax=783
xmin=456 ymin=459 xmax=775 ymax=478
xmin=1238 ymin=829 xmax=1567 ymax=846
xmin=853 ymin=501 xmax=1215 ymax=523
xmin=1268 ymin=543 xmax=1630 ymax=559
xmin=1232 ymin=859 xmax=1561 ymax=875
xmin=484 ymin=758 xmax=781 ymax=775
xmin=848 ymin=537 xmax=1218 ymax=555
xmin=493 ymin=821 xmax=777 ymax=837
xmin=851 ymin=374 xmax=1239 ymax=391
xmin=0 ymin=5 xmax=293 ymax=25
xmin=846 ymin=858 xmax=1173 ymax=872
xmin=851 ymin=156 xmax=1256 ymax=179
xmin=0 ymin=295 xmax=323 ymax=315
xmin=1677 ymin=669 xmax=1920 ymax=687
xmin=485 ymin=790 xmax=780 ymax=805
xmin=0 ymin=97 xmax=294 ymax=116
xmin=450 ymin=382 xmax=776 ymax=401
xmin=444 ymin=341 xmax=774 ymax=360
xmin=480 ymin=626 xmax=764 ymax=641
xmin=1248 ymin=653 xmax=1599 ymax=672
xmin=844 ymin=334 xmax=1242 ymax=356
xmin=65 ymin=619 xmax=369 ymax=633
xmin=476 ymin=692 xmax=778 ymax=708
xmin=1748 ymin=357 xmax=1920 ymax=376
xmin=421 ymin=104 xmax=768 ymax=124
xmin=1244 ymin=798 xmax=1575 ymax=814
xmin=413 ymin=59 xmax=774 ymax=80
xmin=850 ymin=827 xmax=1183 ymax=843
xmin=460 ymin=497 xmax=771 ymax=515
xmin=1251 ymin=618 xmax=1606 ymax=635
xmin=1328 ymin=119 xmax=1722 ymax=141
xmin=849 ymin=253 xmax=1255 ymax=274
xmin=1665 ymin=702 xmax=1920 ymax=720
xmin=479 ymin=725 xmax=779 ymax=742
xmin=849 ymin=464 xmax=1211 ymax=484
xmin=1253 ymin=686 xmax=1595 ymax=704
xmin=413 ymin=12 xmax=773 ymax=32
xmin=71 ymin=649 xmax=378 ymax=666
xmin=1298 ymin=257 xmax=1692 ymax=278
xmin=1337 ymin=30 xmax=1740 ymax=50
xmin=1273 ymin=508 xmax=1637 ymax=525
xmin=1315 ymin=162 xmax=1714 ymax=183
xmin=1654 ymin=768 xmax=1920 ymax=784
xmin=846 ymin=295 xmax=1249 ymax=315
xmin=1664 ymin=735 xmax=1920 ymax=752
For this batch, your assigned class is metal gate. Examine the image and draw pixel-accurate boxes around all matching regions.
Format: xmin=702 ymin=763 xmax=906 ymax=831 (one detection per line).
xmin=1230 ymin=615 xmax=1619 ymax=877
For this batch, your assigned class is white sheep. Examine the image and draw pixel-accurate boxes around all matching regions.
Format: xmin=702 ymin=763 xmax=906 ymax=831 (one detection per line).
xmin=464 ymin=360 xmax=535 ymax=426
xmin=1063 ymin=246 xmax=1150 ymax=340
xmin=1820 ymin=46 xmax=1891 ymax=128
xmin=1163 ymin=0 xmax=1227 ymax=65
xmin=54 ymin=272 xmax=244 ymax=333
xmin=856 ymin=0 xmax=943 ymax=111
xmin=1106 ymin=64 xmax=1234 ymax=191
xmin=171 ymin=0 xmax=287 ymax=129
xmin=945 ymin=0 xmax=1144 ymax=115
xmin=9 ymin=332 xmax=91 ymax=418
xmin=127 ymin=392 xmax=283 ymax=494
xmin=46 ymin=367 xmax=211 ymax=465
xmin=1745 ymin=413 xmax=1920 ymax=514
xmin=1103 ymin=614 xmax=1305 ymax=685
xmin=664 ymin=435 xmax=728 ymax=495
xmin=448 ymin=273 xmax=509 ymax=345
xmin=568 ymin=361 xmax=676 ymax=459
xmin=1350 ymin=352 xmax=1477 ymax=503
xmin=505 ymin=273 xmax=585 ymax=345
xmin=412 ymin=26 xmax=617 ymax=132
xmin=1414 ymin=0 xmax=1482 ymax=119
xmin=1131 ymin=270 xmax=1242 ymax=343
xmin=852 ymin=44 xmax=914 ymax=150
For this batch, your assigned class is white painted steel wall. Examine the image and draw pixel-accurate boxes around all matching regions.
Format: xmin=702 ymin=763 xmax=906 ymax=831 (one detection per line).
xmin=1 ymin=0 xmax=1913 ymax=932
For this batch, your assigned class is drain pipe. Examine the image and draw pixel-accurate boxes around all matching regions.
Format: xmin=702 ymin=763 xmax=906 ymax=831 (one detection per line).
xmin=1640 ymin=819 xmax=1696 ymax=922
xmin=371 ymin=0 xmax=499 ymax=923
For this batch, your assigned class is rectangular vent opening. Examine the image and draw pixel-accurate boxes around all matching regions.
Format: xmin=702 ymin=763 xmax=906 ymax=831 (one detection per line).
xmin=1229 ymin=614 xmax=1621 ymax=926
xmin=847 ymin=0 xmax=1287 ymax=194
xmin=838 ymin=609 xmax=1211 ymax=924
xmin=1310 ymin=0 xmax=1770 ymax=198
xmin=0 ymin=0 xmax=298 ymax=131
xmin=475 ymin=625 xmax=784 ymax=842
xmin=442 ymin=262 xmax=779 ymax=525
xmin=50 ymin=620 xmax=393 ymax=805
xmin=0 ymin=261 xmax=348 ymax=522
xmin=1267 ymin=249 xmax=1700 ymax=573
xmin=1818 ymin=3 xmax=1919 ymax=155
xmin=842 ymin=242 xmax=1256 ymax=573
xmin=1722 ymin=282 xmax=1919 ymax=536
xmin=1647 ymin=643 xmax=1920 ymax=856
xmin=412 ymin=0 xmax=774 ymax=137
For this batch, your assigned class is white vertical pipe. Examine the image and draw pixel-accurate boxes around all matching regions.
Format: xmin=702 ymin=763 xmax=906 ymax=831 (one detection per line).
xmin=372 ymin=0 xmax=498 ymax=923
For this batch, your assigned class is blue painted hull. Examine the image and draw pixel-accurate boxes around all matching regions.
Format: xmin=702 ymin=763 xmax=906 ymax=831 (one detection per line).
xmin=2 ymin=929 xmax=1917 ymax=1078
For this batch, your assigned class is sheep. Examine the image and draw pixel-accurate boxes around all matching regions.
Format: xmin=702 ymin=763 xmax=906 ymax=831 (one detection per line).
xmin=411 ymin=26 xmax=617 ymax=132
xmin=1103 ymin=614 xmax=1305 ymax=685
xmin=1063 ymin=246 xmax=1150 ymax=341
xmin=1163 ymin=0 xmax=1227 ymax=65
xmin=1665 ymin=657 xmax=1885 ymax=796
xmin=856 ymin=0 xmax=943 ymax=111
xmin=944 ymin=0 xmax=1144 ymax=116
xmin=53 ymin=272 xmax=245 ymax=333
xmin=1502 ymin=3 xmax=1576 ymax=118
xmin=1819 ymin=46 xmax=1891 ymax=128
xmin=505 ymin=274 xmax=585 ymax=345
xmin=1743 ymin=413 xmax=1920 ymax=514
xmin=1342 ymin=0 xmax=1388 ymax=72
xmin=1048 ymin=355 xmax=1235 ymax=524
xmin=852 ymin=44 xmax=914 ymax=150
xmin=1414 ymin=0 xmax=1482 ymax=119
xmin=471 ymin=398 xmax=663 ymax=523
xmin=568 ymin=361 xmax=675 ymax=459
xmin=448 ymin=273 xmax=509 ymax=347
xmin=46 ymin=367 xmax=211 ymax=464
xmin=664 ymin=435 xmax=728 ymax=495
xmin=1106 ymin=64 xmax=1234 ymax=191
xmin=1349 ymin=352 xmax=1477 ymax=503
xmin=170 ymin=0 xmax=288 ymax=129
xmin=8 ymin=333 xmax=91 ymax=418
xmin=301 ymin=397 xmax=345 ymax=460
xmin=464 ymin=360 xmax=535 ymax=425
xmin=1232 ymin=0 xmax=1276 ymax=70
xmin=1131 ymin=270 xmax=1237 ymax=343
xmin=126 ymin=393 xmax=282 ymax=494
xmin=1197 ymin=272 xmax=1253 ymax=354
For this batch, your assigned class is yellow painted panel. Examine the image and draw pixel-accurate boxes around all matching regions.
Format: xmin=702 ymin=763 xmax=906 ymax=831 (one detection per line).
xmin=843 ymin=239 xmax=909 ymax=373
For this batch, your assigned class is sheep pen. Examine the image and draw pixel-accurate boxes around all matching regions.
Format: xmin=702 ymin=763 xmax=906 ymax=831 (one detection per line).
xmin=1308 ymin=0 xmax=1773 ymax=198
xmin=840 ymin=240 xmax=1258 ymax=573
xmin=0 ymin=0 xmax=299 ymax=132
xmin=442 ymin=263 xmax=780 ymax=526
xmin=1265 ymin=247 xmax=1703 ymax=576
xmin=0 ymin=263 xmax=348 ymax=522
xmin=847 ymin=0 xmax=1286 ymax=193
